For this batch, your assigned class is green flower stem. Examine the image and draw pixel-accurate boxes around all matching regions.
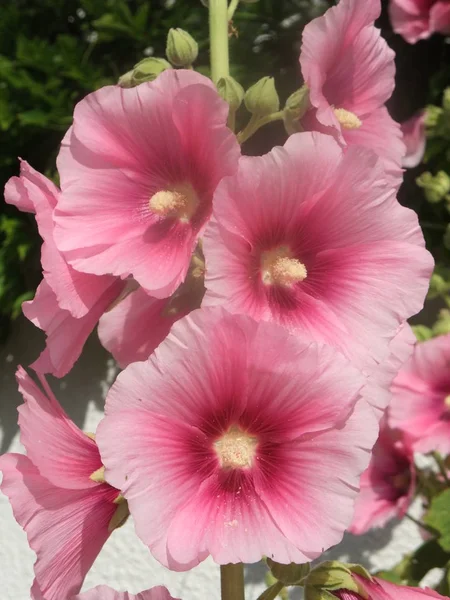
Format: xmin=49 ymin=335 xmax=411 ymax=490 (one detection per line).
xmin=221 ymin=563 xmax=245 ymax=600
xmin=433 ymin=451 xmax=450 ymax=485
xmin=256 ymin=581 xmax=285 ymax=600
xmin=237 ymin=111 xmax=285 ymax=144
xmin=228 ymin=0 xmax=240 ymax=20
xmin=209 ymin=0 xmax=230 ymax=83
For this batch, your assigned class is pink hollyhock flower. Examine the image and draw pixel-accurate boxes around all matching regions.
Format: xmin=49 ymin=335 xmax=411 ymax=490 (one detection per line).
xmin=98 ymin=253 xmax=205 ymax=368
xmin=349 ymin=421 xmax=415 ymax=534
xmin=0 ymin=367 xmax=128 ymax=600
xmin=389 ymin=333 xmax=450 ymax=454
xmin=97 ymin=307 xmax=378 ymax=570
xmin=330 ymin=574 xmax=445 ymax=599
xmin=203 ymin=132 xmax=433 ymax=385
xmin=402 ymin=111 xmax=426 ymax=168
xmin=389 ymin=0 xmax=450 ymax=44
xmin=299 ymin=0 xmax=405 ymax=186
xmin=54 ymin=70 xmax=240 ymax=299
xmin=4 ymin=160 xmax=125 ymax=377
xmin=73 ymin=585 xmax=179 ymax=600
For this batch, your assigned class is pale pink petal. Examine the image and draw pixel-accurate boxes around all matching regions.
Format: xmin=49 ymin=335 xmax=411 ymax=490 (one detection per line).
xmin=402 ymin=110 xmax=426 ymax=169
xmin=300 ymin=0 xmax=395 ymax=138
xmin=389 ymin=0 xmax=435 ymax=43
xmin=73 ymin=585 xmax=178 ymax=600
xmin=15 ymin=366 xmax=102 ymax=489
xmin=0 ymin=454 xmax=116 ymax=600
xmin=23 ymin=279 xmax=124 ymax=378
xmin=430 ymin=1 xmax=450 ymax=34
xmin=54 ymin=70 xmax=240 ymax=297
xmin=4 ymin=159 xmax=58 ymax=214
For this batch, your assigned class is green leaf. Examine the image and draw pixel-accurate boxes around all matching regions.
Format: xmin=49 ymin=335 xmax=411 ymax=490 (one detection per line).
xmin=425 ymin=490 xmax=450 ymax=551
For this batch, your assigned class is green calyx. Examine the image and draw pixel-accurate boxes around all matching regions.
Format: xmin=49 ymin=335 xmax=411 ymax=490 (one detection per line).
xmin=217 ymin=76 xmax=245 ymax=112
xmin=119 ymin=58 xmax=172 ymax=87
xmin=244 ymin=76 xmax=280 ymax=117
xmin=304 ymin=561 xmax=371 ymax=600
xmin=267 ymin=558 xmax=310 ymax=586
xmin=283 ymin=85 xmax=310 ymax=134
xmin=166 ymin=28 xmax=199 ymax=67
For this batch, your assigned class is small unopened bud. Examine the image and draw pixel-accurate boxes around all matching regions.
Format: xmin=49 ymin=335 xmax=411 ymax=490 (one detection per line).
xmin=132 ymin=57 xmax=172 ymax=84
xmin=166 ymin=28 xmax=198 ymax=67
xmin=283 ymin=85 xmax=310 ymax=134
xmin=244 ymin=76 xmax=280 ymax=116
xmin=267 ymin=558 xmax=310 ymax=585
xmin=417 ymin=171 xmax=450 ymax=204
xmin=118 ymin=69 xmax=134 ymax=88
xmin=425 ymin=105 xmax=443 ymax=129
xmin=304 ymin=562 xmax=371 ymax=600
xmin=217 ymin=76 xmax=245 ymax=112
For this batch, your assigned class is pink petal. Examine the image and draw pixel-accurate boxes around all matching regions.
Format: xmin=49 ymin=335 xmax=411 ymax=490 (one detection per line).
xmin=23 ymin=279 xmax=124 ymax=378
xmin=430 ymin=1 xmax=450 ymax=34
xmin=0 ymin=454 xmax=116 ymax=600
xmin=356 ymin=575 xmax=447 ymax=599
xmin=73 ymin=585 xmax=178 ymax=600
xmin=401 ymin=111 xmax=426 ymax=169
xmin=4 ymin=159 xmax=58 ymax=214
xmin=300 ymin=0 xmax=394 ymax=138
xmin=54 ymin=70 xmax=240 ymax=297
xmin=389 ymin=0 xmax=436 ymax=43
xmin=15 ymin=366 xmax=102 ymax=489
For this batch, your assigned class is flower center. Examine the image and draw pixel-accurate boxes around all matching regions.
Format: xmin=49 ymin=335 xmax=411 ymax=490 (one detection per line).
xmin=214 ymin=426 xmax=258 ymax=470
xmin=149 ymin=183 xmax=199 ymax=222
xmin=261 ymin=246 xmax=307 ymax=286
xmin=334 ymin=108 xmax=362 ymax=130
xmin=392 ymin=471 xmax=410 ymax=491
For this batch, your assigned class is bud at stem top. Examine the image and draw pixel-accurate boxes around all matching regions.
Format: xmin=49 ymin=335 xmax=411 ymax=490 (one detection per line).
xmin=166 ymin=28 xmax=199 ymax=67
xmin=244 ymin=76 xmax=280 ymax=116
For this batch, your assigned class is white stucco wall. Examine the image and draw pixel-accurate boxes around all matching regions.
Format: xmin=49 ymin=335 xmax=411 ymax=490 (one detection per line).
xmin=0 ymin=318 xmax=427 ymax=600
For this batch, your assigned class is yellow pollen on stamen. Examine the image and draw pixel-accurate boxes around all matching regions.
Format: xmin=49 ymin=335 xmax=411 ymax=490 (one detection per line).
xmin=261 ymin=246 xmax=307 ymax=287
xmin=214 ymin=426 xmax=258 ymax=470
xmin=445 ymin=395 xmax=450 ymax=409
xmin=334 ymin=107 xmax=362 ymax=130
xmin=149 ymin=183 xmax=199 ymax=222
xmin=90 ymin=466 xmax=106 ymax=484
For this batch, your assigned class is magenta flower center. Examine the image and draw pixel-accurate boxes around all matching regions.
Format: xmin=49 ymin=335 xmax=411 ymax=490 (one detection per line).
xmin=333 ymin=108 xmax=362 ymax=130
xmin=149 ymin=183 xmax=199 ymax=222
xmin=214 ymin=426 xmax=258 ymax=469
xmin=260 ymin=246 xmax=307 ymax=287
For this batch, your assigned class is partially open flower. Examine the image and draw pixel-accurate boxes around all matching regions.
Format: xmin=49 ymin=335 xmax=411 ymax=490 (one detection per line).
xmin=97 ymin=307 xmax=378 ymax=571
xmin=54 ymin=69 xmax=240 ymax=299
xmin=389 ymin=333 xmax=450 ymax=454
xmin=0 ymin=368 xmax=128 ymax=600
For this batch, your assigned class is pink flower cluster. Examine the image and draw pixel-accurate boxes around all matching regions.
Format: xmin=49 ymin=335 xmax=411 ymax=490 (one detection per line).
xmin=0 ymin=0 xmax=439 ymax=598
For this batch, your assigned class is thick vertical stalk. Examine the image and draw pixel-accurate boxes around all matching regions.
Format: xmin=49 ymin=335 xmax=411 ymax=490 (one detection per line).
xmin=221 ymin=563 xmax=245 ymax=600
xmin=209 ymin=0 xmax=230 ymax=83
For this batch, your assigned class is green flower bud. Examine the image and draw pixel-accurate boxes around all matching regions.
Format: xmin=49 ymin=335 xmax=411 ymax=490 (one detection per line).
xmin=118 ymin=69 xmax=134 ymax=88
xmin=417 ymin=171 xmax=450 ymax=204
xmin=166 ymin=28 xmax=198 ymax=67
xmin=244 ymin=76 xmax=280 ymax=117
xmin=304 ymin=562 xmax=371 ymax=600
xmin=283 ymin=85 xmax=310 ymax=134
xmin=217 ymin=76 xmax=245 ymax=112
xmin=267 ymin=558 xmax=310 ymax=585
xmin=132 ymin=57 xmax=172 ymax=84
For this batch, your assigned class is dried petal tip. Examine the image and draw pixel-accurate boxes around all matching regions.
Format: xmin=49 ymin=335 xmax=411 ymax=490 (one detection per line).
xmin=334 ymin=108 xmax=362 ymax=130
xmin=214 ymin=426 xmax=258 ymax=469
xmin=261 ymin=247 xmax=307 ymax=286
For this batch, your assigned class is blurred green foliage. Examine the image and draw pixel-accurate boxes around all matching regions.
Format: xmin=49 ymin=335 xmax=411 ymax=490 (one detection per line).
xmin=0 ymin=0 xmax=330 ymax=338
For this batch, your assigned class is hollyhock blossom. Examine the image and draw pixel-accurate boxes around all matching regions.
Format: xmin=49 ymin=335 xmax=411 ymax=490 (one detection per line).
xmin=98 ymin=251 xmax=205 ymax=368
xmin=389 ymin=0 xmax=450 ymax=44
xmin=97 ymin=307 xmax=378 ymax=570
xmin=299 ymin=0 xmax=405 ymax=186
xmin=401 ymin=111 xmax=426 ymax=168
xmin=349 ymin=421 xmax=415 ymax=534
xmin=0 ymin=367 xmax=128 ymax=600
xmin=389 ymin=333 xmax=450 ymax=454
xmin=203 ymin=132 xmax=433 ymax=388
xmin=54 ymin=69 xmax=240 ymax=299
xmin=73 ymin=586 xmax=179 ymax=600
xmin=330 ymin=574 xmax=445 ymax=599
xmin=4 ymin=159 xmax=125 ymax=377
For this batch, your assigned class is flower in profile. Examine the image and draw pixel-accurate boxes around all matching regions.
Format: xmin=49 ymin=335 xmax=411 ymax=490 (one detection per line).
xmin=305 ymin=561 xmax=445 ymax=600
xmin=4 ymin=159 xmax=125 ymax=377
xmin=203 ymin=132 xmax=433 ymax=383
xmin=389 ymin=0 xmax=450 ymax=44
xmin=0 ymin=367 xmax=129 ymax=600
xmin=54 ymin=69 xmax=240 ymax=299
xmin=299 ymin=0 xmax=405 ymax=186
xmin=97 ymin=307 xmax=378 ymax=571
xmin=349 ymin=421 xmax=415 ymax=535
xmin=389 ymin=333 xmax=450 ymax=454
xmin=401 ymin=111 xmax=426 ymax=168
xmin=73 ymin=585 xmax=179 ymax=599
